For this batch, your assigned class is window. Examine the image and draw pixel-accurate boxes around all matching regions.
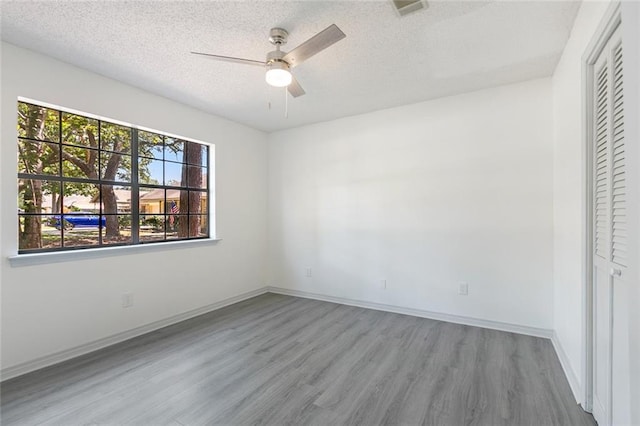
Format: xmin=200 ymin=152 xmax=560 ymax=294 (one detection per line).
xmin=17 ymin=101 xmax=210 ymax=253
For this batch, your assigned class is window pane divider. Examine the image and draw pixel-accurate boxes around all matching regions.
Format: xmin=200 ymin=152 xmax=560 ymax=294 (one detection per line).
xmin=131 ymin=129 xmax=140 ymax=245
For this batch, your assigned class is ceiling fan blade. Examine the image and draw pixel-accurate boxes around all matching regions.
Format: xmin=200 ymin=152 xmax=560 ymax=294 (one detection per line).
xmin=288 ymin=76 xmax=306 ymax=97
xmin=283 ymin=24 xmax=346 ymax=68
xmin=190 ymin=52 xmax=265 ymax=67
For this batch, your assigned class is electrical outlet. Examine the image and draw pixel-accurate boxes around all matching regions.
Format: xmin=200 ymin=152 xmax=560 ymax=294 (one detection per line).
xmin=305 ymin=268 xmax=312 ymax=278
xmin=458 ymin=282 xmax=469 ymax=296
xmin=122 ymin=292 xmax=133 ymax=308
xmin=380 ymin=279 xmax=387 ymax=290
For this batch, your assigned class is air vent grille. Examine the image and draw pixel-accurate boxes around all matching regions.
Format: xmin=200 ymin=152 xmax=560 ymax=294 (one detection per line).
xmin=392 ymin=0 xmax=428 ymax=17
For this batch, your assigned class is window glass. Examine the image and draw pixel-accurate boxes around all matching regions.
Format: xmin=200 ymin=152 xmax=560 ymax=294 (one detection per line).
xmin=100 ymin=122 xmax=131 ymax=154
xmin=18 ymin=140 xmax=60 ymax=176
xmin=17 ymin=101 xmax=211 ymax=253
xmin=17 ymin=103 xmax=59 ymax=142
xmin=138 ymin=131 xmax=163 ymax=160
xmin=164 ymin=138 xmax=184 ymax=163
xmin=62 ymin=113 xmax=98 ymax=148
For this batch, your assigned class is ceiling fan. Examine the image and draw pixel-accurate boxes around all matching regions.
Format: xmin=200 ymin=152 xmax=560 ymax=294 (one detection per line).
xmin=191 ymin=24 xmax=346 ymax=98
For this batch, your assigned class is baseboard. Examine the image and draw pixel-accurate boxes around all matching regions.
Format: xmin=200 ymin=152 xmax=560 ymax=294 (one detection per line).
xmin=551 ymin=331 xmax=584 ymax=405
xmin=1 ymin=287 xmax=269 ymax=382
xmin=267 ymin=286 xmax=554 ymax=339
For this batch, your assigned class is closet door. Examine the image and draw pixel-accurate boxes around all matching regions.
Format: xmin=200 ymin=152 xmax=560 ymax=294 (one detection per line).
xmin=591 ymin=25 xmax=625 ymax=426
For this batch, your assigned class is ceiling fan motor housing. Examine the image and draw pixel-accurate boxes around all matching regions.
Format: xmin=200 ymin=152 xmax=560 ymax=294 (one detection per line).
xmin=266 ymin=49 xmax=287 ymax=65
xmin=269 ymin=28 xmax=289 ymax=46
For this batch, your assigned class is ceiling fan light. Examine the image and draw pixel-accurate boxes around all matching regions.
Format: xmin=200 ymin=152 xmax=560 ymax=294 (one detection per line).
xmin=265 ymin=62 xmax=292 ymax=87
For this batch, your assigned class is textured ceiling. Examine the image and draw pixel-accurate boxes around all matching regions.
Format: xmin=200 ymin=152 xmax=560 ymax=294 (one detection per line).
xmin=1 ymin=1 xmax=580 ymax=132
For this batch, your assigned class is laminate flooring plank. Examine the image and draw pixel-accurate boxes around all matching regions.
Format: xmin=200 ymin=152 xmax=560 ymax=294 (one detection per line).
xmin=312 ymin=336 xmax=401 ymax=411
xmin=339 ymin=321 xmax=456 ymax=425
xmin=337 ymin=321 xmax=449 ymax=425
xmin=4 ymin=295 xmax=303 ymax=425
xmin=171 ymin=304 xmax=348 ymax=424
xmin=1 ymin=294 xmax=595 ymax=426
xmin=3 ymin=294 xmax=296 ymax=421
xmin=92 ymin=301 xmax=330 ymax=425
xmin=1 ymin=294 xmax=295 ymax=410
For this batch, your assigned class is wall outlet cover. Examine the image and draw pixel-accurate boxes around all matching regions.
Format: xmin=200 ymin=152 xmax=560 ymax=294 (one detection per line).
xmin=458 ymin=282 xmax=469 ymax=296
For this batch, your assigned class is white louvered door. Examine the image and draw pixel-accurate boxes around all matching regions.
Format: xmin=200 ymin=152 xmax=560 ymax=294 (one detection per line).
xmin=592 ymin=24 xmax=625 ymax=426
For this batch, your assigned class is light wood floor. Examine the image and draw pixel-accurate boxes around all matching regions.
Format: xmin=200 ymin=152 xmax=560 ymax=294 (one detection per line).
xmin=1 ymin=293 xmax=594 ymax=425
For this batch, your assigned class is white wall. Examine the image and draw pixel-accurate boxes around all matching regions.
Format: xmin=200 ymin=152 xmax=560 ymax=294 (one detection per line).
xmin=620 ymin=2 xmax=640 ymax=424
xmin=268 ymin=78 xmax=554 ymax=330
xmin=0 ymin=43 xmax=268 ymax=373
xmin=551 ymin=0 xmax=612 ymax=405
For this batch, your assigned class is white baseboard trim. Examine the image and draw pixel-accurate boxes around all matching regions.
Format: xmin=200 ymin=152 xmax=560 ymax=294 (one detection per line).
xmin=267 ymin=286 xmax=553 ymax=339
xmin=1 ymin=287 xmax=269 ymax=382
xmin=551 ymin=331 xmax=584 ymax=405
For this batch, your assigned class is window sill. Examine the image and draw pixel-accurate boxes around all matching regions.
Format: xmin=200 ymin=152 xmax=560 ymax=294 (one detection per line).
xmin=7 ymin=238 xmax=222 ymax=267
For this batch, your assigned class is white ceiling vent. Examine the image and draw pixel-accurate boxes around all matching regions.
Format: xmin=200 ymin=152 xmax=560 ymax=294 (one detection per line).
xmin=391 ymin=0 xmax=428 ymax=17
